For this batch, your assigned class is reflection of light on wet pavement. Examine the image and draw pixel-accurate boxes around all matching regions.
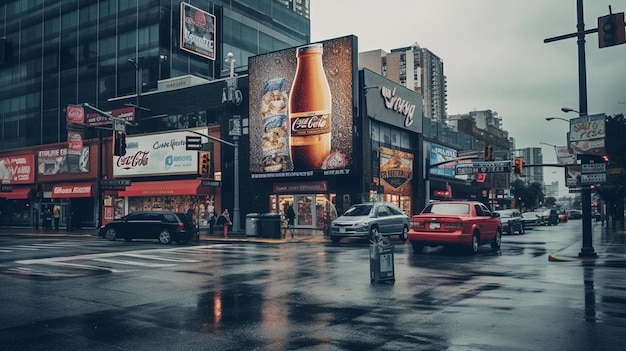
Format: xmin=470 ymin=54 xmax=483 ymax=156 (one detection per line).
xmin=214 ymin=291 xmax=222 ymax=327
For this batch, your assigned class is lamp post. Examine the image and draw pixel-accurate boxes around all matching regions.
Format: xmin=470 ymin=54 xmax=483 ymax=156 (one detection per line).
xmin=224 ymin=52 xmax=241 ymax=233
xmin=545 ymin=117 xmax=570 ymax=123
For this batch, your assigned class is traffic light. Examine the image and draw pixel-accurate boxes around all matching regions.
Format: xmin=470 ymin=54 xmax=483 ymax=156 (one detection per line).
xmin=513 ymin=158 xmax=523 ymax=175
xmin=484 ymin=145 xmax=494 ymax=161
xmin=113 ymin=131 xmax=127 ymax=156
xmin=199 ymin=151 xmax=210 ymax=177
xmin=598 ymin=12 xmax=626 ymax=48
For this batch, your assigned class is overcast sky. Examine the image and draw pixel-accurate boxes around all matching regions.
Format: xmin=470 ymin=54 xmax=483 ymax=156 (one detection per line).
xmin=310 ymin=0 xmax=626 ymax=197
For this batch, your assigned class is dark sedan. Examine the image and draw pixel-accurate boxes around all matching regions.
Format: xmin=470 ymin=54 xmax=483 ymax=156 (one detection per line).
xmin=99 ymin=211 xmax=197 ymax=244
xmin=495 ymin=209 xmax=525 ymax=235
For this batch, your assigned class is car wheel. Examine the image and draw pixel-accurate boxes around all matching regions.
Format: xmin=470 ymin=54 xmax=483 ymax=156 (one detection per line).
xmin=104 ymin=228 xmax=117 ymax=241
xmin=411 ymin=241 xmax=424 ymax=253
xmin=471 ymin=232 xmax=480 ymax=254
xmin=491 ymin=229 xmax=502 ymax=250
xmin=158 ymin=229 xmax=172 ymax=244
xmin=330 ymin=236 xmax=341 ymax=243
xmin=399 ymin=225 xmax=408 ymax=241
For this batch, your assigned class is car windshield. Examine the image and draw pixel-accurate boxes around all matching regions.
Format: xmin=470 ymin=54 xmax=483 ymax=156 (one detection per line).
xmin=496 ymin=210 xmax=514 ymax=217
xmin=423 ymin=203 xmax=470 ymax=215
xmin=343 ymin=205 xmax=373 ymax=216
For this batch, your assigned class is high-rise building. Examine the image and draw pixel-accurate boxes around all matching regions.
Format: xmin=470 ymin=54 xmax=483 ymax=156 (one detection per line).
xmin=0 ymin=0 xmax=310 ymax=150
xmin=518 ymin=147 xmax=544 ymax=186
xmin=359 ymin=42 xmax=447 ymax=122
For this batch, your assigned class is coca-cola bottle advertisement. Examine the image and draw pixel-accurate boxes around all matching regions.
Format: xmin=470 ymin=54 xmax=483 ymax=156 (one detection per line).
xmin=248 ymin=36 xmax=356 ymax=175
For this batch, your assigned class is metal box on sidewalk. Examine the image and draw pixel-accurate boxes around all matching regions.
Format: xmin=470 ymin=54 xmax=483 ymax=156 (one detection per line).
xmin=260 ymin=213 xmax=282 ymax=238
xmin=369 ymin=234 xmax=395 ymax=283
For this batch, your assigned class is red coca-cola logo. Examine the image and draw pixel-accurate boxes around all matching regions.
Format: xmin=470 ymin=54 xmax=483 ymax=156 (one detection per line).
xmin=116 ymin=151 xmax=150 ymax=169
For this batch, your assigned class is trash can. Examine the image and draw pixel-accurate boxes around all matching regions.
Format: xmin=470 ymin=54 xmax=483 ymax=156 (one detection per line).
xmin=260 ymin=213 xmax=282 ymax=238
xmin=245 ymin=213 xmax=262 ymax=237
xmin=369 ymin=234 xmax=395 ymax=283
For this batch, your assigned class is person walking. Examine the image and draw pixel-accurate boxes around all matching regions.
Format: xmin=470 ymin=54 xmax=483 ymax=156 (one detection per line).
xmin=285 ymin=202 xmax=296 ymax=238
xmin=53 ymin=205 xmax=61 ymax=231
xmin=41 ymin=207 xmax=52 ymax=231
xmin=216 ymin=209 xmax=232 ymax=238
xmin=208 ymin=208 xmax=217 ymax=235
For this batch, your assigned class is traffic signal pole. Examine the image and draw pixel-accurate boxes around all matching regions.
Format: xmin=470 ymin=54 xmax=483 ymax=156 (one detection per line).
xmin=544 ymin=0 xmax=596 ymax=257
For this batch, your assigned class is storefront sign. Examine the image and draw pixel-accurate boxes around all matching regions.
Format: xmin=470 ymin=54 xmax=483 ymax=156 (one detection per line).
xmin=0 ymin=154 xmax=35 ymax=184
xmin=569 ymin=113 xmax=605 ymax=156
xmin=86 ymin=106 xmax=135 ymax=126
xmin=67 ymin=131 xmax=83 ymax=155
xmin=51 ymin=184 xmax=92 ymax=198
xmin=273 ymin=181 xmax=328 ymax=194
xmin=378 ymin=147 xmax=413 ymax=190
xmin=380 ymin=86 xmax=415 ymax=127
xmin=66 ymin=105 xmax=85 ymax=124
xmin=113 ymin=129 xmax=209 ymax=177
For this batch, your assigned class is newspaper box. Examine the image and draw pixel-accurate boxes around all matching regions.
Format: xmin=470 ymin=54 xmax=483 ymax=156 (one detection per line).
xmin=369 ymin=234 xmax=395 ymax=283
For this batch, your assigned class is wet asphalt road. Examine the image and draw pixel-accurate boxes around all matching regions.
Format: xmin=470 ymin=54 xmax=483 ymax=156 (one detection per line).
xmin=1 ymin=221 xmax=625 ymax=350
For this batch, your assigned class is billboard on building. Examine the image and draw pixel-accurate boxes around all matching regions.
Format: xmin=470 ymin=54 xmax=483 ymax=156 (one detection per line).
xmin=429 ymin=143 xmax=457 ymax=178
xmin=248 ymin=36 xmax=357 ymax=178
xmin=569 ymin=113 xmax=605 ymax=156
xmin=38 ymin=147 xmax=89 ymax=175
xmin=180 ymin=2 xmax=216 ymax=61
xmin=0 ymin=154 xmax=35 ymax=184
xmin=113 ymin=128 xmax=209 ymax=178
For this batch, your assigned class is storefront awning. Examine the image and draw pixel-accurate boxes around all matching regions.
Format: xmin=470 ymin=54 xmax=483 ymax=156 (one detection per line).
xmin=0 ymin=188 xmax=33 ymax=200
xmin=51 ymin=183 xmax=93 ymax=198
xmin=117 ymin=179 xmax=212 ymax=197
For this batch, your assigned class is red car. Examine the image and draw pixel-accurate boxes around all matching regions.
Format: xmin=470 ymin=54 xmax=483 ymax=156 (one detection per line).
xmin=407 ymin=201 xmax=502 ymax=254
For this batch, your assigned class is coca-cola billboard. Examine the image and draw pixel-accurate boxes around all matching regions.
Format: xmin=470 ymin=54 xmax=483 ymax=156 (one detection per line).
xmin=113 ymin=128 xmax=210 ymax=178
xmin=248 ymin=36 xmax=357 ymax=177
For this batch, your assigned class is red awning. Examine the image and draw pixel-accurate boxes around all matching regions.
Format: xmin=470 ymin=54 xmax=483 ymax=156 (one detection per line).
xmin=51 ymin=183 xmax=93 ymax=198
xmin=117 ymin=179 xmax=212 ymax=197
xmin=0 ymin=188 xmax=33 ymax=200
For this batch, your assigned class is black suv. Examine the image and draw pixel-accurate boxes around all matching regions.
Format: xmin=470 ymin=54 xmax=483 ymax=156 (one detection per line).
xmin=99 ymin=211 xmax=198 ymax=244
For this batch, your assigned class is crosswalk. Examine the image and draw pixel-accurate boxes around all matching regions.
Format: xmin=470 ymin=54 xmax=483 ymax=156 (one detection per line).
xmin=2 ymin=242 xmax=247 ymax=278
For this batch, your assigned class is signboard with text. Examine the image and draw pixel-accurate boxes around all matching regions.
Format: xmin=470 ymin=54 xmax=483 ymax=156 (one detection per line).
xmin=569 ymin=113 xmax=605 ymax=156
xmin=455 ymin=161 xmax=512 ymax=175
xmin=0 ymin=154 xmax=35 ymax=184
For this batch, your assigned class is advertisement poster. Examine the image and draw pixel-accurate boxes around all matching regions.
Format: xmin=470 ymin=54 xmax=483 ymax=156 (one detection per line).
xmin=555 ymin=145 xmax=577 ymax=165
xmin=86 ymin=106 xmax=135 ymax=127
xmin=0 ymin=155 xmax=35 ymax=184
xmin=429 ymin=143 xmax=457 ymax=178
xmin=569 ymin=113 xmax=605 ymax=156
xmin=565 ymin=165 xmax=582 ymax=188
xmin=38 ymin=146 xmax=89 ymax=175
xmin=378 ymin=147 xmax=413 ymax=194
xmin=248 ymin=36 xmax=356 ymax=177
xmin=180 ymin=2 xmax=216 ymax=61
xmin=113 ymin=129 xmax=209 ymax=178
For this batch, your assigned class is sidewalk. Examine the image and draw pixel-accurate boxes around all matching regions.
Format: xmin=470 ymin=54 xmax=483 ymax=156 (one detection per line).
xmin=548 ymin=222 xmax=626 ymax=264
xmin=0 ymin=227 xmax=330 ymax=244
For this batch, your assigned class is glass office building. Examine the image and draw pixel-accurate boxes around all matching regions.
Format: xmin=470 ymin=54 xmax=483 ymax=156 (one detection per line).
xmin=0 ymin=0 xmax=310 ymax=150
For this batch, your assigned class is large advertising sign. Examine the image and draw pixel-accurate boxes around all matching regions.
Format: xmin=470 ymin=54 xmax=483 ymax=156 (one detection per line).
xmin=0 ymin=155 xmax=35 ymax=184
xmin=38 ymin=146 xmax=89 ymax=175
xmin=429 ymin=143 xmax=457 ymax=178
xmin=569 ymin=113 xmax=605 ymax=156
xmin=180 ymin=2 xmax=216 ymax=61
xmin=378 ymin=147 xmax=413 ymax=194
xmin=248 ymin=36 xmax=357 ymax=178
xmin=113 ymin=129 xmax=208 ymax=178
xmin=86 ymin=106 xmax=135 ymax=127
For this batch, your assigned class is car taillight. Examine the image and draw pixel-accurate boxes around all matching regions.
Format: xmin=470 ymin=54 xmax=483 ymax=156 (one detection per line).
xmin=410 ymin=220 xmax=425 ymax=230
xmin=445 ymin=222 xmax=462 ymax=230
xmin=178 ymin=222 xmax=185 ymax=231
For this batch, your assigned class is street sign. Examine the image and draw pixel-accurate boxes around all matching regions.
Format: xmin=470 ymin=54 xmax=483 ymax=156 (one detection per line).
xmin=113 ymin=118 xmax=126 ymax=132
xmin=185 ymin=135 xmax=202 ymax=150
xmin=581 ymin=163 xmax=606 ymax=174
xmin=607 ymin=167 xmax=623 ymax=175
xmin=101 ymin=179 xmax=131 ymax=186
xmin=100 ymin=185 xmax=128 ymax=191
xmin=581 ymin=173 xmax=607 ymax=184
xmin=229 ymin=117 xmax=241 ymax=136
xmin=455 ymin=161 xmax=512 ymax=175
xmin=201 ymin=180 xmax=222 ymax=187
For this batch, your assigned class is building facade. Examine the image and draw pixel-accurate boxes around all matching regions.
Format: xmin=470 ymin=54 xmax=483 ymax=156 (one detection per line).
xmin=0 ymin=0 xmax=309 ymax=228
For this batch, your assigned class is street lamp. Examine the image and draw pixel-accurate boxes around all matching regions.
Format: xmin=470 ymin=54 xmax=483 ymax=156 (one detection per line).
xmin=561 ymin=107 xmax=581 ymax=114
xmin=545 ymin=117 xmax=570 ymax=123
xmin=224 ymin=52 xmax=241 ymax=233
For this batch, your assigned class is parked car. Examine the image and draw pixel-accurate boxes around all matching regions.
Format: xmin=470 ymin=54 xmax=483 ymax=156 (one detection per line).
xmin=568 ymin=209 xmax=583 ymax=220
xmin=329 ymin=202 xmax=409 ymax=243
xmin=407 ymin=201 xmax=502 ymax=254
xmin=99 ymin=211 xmax=198 ymax=244
xmin=495 ymin=209 xmax=525 ymax=235
xmin=521 ymin=211 xmax=544 ymax=228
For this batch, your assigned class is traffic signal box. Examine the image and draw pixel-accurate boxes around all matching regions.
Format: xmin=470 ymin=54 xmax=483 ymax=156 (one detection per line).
xmin=113 ymin=131 xmax=127 ymax=156
xmin=598 ymin=12 xmax=626 ymax=48
xmin=199 ymin=151 xmax=211 ymax=178
xmin=513 ymin=158 xmax=523 ymax=175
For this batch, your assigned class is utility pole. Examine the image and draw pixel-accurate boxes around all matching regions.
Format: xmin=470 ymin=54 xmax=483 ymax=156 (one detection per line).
xmin=544 ymin=0 xmax=596 ymax=258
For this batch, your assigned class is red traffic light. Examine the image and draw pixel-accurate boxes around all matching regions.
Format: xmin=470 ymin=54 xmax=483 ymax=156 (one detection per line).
xmin=199 ymin=151 xmax=210 ymax=177
xmin=513 ymin=158 xmax=523 ymax=175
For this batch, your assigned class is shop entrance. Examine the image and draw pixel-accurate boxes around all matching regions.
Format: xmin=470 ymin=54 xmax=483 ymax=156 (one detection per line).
xmin=274 ymin=194 xmax=338 ymax=230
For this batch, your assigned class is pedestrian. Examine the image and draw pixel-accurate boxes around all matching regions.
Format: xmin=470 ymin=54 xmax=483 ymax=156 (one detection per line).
xmin=53 ymin=205 xmax=61 ymax=231
xmin=208 ymin=208 xmax=217 ymax=235
xmin=216 ymin=209 xmax=232 ymax=238
xmin=42 ymin=207 xmax=52 ymax=230
xmin=285 ymin=202 xmax=296 ymax=238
